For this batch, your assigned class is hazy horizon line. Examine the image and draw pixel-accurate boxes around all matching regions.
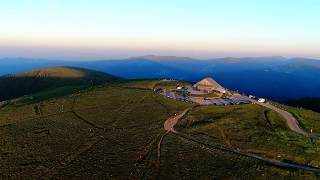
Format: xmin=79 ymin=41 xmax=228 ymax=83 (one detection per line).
xmin=1 ymin=54 xmax=319 ymax=62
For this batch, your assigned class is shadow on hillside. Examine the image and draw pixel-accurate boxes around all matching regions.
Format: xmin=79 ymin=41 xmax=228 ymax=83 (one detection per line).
xmin=0 ymin=75 xmax=120 ymax=102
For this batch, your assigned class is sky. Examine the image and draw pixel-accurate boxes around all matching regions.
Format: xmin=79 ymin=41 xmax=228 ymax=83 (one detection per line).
xmin=0 ymin=0 xmax=319 ymax=60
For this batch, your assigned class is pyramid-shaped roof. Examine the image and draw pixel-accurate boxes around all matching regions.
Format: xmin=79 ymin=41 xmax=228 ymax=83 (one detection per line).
xmin=194 ymin=77 xmax=225 ymax=93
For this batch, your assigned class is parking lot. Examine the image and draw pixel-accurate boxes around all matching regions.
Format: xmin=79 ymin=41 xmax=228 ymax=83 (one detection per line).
xmin=160 ymin=91 xmax=250 ymax=106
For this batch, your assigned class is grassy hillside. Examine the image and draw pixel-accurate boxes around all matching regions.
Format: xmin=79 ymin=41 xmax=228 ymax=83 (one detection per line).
xmin=154 ymin=80 xmax=192 ymax=90
xmin=176 ymin=105 xmax=320 ymax=167
xmin=0 ymin=66 xmax=120 ymax=102
xmin=271 ymin=102 xmax=320 ymax=136
xmin=0 ymin=80 xmax=319 ymax=179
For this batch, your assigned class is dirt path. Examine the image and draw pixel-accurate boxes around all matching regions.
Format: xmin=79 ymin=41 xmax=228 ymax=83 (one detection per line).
xmin=156 ymin=107 xmax=193 ymax=176
xmin=163 ymin=107 xmax=320 ymax=174
xmin=163 ymin=107 xmax=193 ymax=132
xmin=175 ymin=131 xmax=320 ymax=174
xmin=157 ymin=132 xmax=169 ymax=166
xmin=232 ymin=94 xmax=320 ymax=140
xmin=159 ymin=107 xmax=192 ymax=158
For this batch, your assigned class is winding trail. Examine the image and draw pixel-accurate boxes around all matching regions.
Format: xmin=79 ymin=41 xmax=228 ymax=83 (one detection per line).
xmin=163 ymin=107 xmax=193 ymax=133
xmin=163 ymin=107 xmax=320 ymax=174
xmin=232 ymin=94 xmax=320 ymax=140
xmin=157 ymin=132 xmax=169 ymax=166
xmin=156 ymin=107 xmax=193 ymax=174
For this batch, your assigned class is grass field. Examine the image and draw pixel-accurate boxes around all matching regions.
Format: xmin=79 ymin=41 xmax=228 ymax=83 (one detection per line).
xmin=158 ymin=134 xmax=316 ymax=179
xmin=176 ymin=105 xmax=320 ymax=167
xmin=154 ymin=80 xmax=192 ymax=90
xmin=271 ymin=102 xmax=320 ymax=136
xmin=0 ymin=81 xmax=192 ymax=179
xmin=1 ymin=80 xmax=320 ymax=179
xmin=119 ymin=79 xmax=160 ymax=90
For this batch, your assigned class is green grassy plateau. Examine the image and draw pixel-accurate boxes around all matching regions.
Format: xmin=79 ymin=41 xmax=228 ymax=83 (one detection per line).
xmin=0 ymin=79 xmax=320 ymax=179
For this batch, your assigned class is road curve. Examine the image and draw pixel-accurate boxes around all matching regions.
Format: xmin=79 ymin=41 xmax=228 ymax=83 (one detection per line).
xmin=175 ymin=131 xmax=320 ymax=174
xmin=232 ymin=94 xmax=320 ymax=140
xmin=164 ymin=107 xmax=320 ymax=174
xmin=164 ymin=107 xmax=193 ymax=132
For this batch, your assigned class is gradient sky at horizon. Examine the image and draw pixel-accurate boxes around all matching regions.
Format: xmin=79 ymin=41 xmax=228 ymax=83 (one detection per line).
xmin=0 ymin=0 xmax=319 ymax=60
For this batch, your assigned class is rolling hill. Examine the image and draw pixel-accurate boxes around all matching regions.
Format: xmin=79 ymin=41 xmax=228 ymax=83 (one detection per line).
xmin=1 ymin=79 xmax=320 ymax=179
xmin=0 ymin=66 xmax=120 ymax=102
xmin=1 ymin=56 xmax=320 ymax=102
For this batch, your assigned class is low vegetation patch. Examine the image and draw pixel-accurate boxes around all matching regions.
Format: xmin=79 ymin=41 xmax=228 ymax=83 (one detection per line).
xmin=154 ymin=80 xmax=192 ymax=90
xmin=177 ymin=105 xmax=320 ymax=167
xmin=158 ymin=134 xmax=316 ymax=179
xmin=0 ymin=80 xmax=192 ymax=179
xmin=271 ymin=102 xmax=320 ymax=136
xmin=1 ymin=79 xmax=319 ymax=179
xmin=120 ymin=79 xmax=160 ymax=90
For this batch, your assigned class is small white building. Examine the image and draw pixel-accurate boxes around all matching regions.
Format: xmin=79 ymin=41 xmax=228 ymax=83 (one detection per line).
xmin=258 ymin=98 xmax=266 ymax=103
xmin=176 ymin=86 xmax=183 ymax=90
xmin=249 ymin=95 xmax=255 ymax=99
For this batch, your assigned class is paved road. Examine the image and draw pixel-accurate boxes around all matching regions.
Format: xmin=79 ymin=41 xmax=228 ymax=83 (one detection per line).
xmin=164 ymin=107 xmax=320 ymax=174
xmin=232 ymin=94 xmax=320 ymax=140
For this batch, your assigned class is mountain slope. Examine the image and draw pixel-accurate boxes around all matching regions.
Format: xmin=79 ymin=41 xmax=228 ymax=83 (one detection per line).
xmin=286 ymin=98 xmax=320 ymax=113
xmin=0 ymin=66 xmax=120 ymax=101
xmin=0 ymin=79 xmax=319 ymax=179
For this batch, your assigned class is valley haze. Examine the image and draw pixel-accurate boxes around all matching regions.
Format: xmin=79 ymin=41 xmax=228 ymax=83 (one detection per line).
xmin=1 ymin=55 xmax=320 ymax=102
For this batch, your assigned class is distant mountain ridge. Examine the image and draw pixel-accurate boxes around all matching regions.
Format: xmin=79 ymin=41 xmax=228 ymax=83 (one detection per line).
xmin=129 ymin=55 xmax=196 ymax=61
xmin=286 ymin=98 xmax=320 ymax=113
xmin=1 ymin=55 xmax=320 ymax=101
